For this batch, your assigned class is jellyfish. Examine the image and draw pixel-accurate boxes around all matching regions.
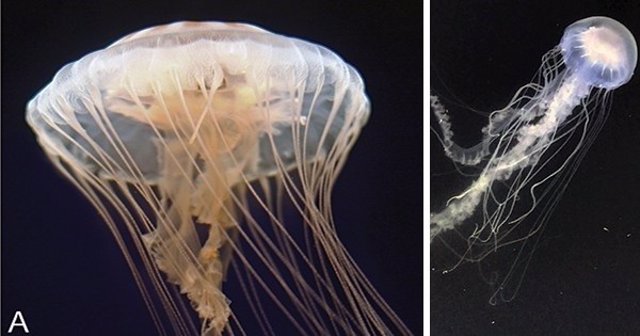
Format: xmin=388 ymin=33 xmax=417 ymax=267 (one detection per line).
xmin=26 ymin=22 xmax=410 ymax=335
xmin=431 ymin=17 xmax=637 ymax=301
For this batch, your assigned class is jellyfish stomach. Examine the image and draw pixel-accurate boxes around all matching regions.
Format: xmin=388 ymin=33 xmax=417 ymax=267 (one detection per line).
xmin=431 ymin=74 xmax=591 ymax=240
xmin=104 ymin=69 xmax=277 ymax=139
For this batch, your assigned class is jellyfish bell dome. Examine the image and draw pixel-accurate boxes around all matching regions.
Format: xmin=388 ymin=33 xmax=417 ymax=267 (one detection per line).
xmin=26 ymin=21 xmax=370 ymax=185
xmin=560 ymin=16 xmax=638 ymax=90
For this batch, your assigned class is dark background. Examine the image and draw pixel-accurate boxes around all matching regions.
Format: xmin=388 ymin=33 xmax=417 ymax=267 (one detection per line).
xmin=431 ymin=1 xmax=640 ymax=336
xmin=2 ymin=1 xmax=422 ymax=335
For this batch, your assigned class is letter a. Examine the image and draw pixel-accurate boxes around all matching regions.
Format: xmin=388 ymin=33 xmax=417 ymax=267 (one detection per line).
xmin=8 ymin=311 xmax=29 ymax=333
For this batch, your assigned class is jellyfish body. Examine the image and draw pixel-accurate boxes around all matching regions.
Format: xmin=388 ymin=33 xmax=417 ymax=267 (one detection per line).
xmin=27 ymin=22 xmax=408 ymax=335
xmin=431 ymin=17 xmax=637 ymax=299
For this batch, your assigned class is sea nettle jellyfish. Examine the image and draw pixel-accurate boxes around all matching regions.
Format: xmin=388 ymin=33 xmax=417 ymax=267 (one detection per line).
xmin=27 ymin=22 xmax=409 ymax=335
xmin=431 ymin=17 xmax=636 ymax=303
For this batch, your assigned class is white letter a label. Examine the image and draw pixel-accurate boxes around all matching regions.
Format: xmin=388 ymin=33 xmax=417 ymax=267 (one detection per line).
xmin=8 ymin=311 xmax=29 ymax=333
